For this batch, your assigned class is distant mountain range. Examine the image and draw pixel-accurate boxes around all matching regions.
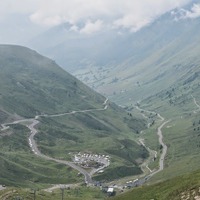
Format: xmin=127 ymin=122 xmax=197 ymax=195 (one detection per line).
xmin=27 ymin=0 xmax=200 ymax=105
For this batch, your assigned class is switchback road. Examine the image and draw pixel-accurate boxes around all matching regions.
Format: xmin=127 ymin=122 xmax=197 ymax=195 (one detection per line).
xmin=27 ymin=119 xmax=93 ymax=184
xmin=135 ymin=105 xmax=170 ymax=178
xmin=1 ymin=98 xmax=109 ymax=186
xmin=150 ymin=120 xmax=170 ymax=176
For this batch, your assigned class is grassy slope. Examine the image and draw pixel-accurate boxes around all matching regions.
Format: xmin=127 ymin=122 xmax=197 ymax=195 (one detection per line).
xmin=111 ymin=65 xmax=200 ymax=200
xmin=101 ymin=34 xmax=200 ymax=104
xmin=0 ymin=45 xmax=148 ymax=187
xmin=0 ymin=45 xmax=105 ymax=120
xmin=2 ymin=169 xmax=200 ymax=200
xmin=112 ymin=168 xmax=200 ymax=200
xmin=2 ymin=168 xmax=200 ymax=200
xmin=36 ymin=104 xmax=148 ymax=181
xmin=138 ymin=69 xmax=200 ymax=182
xmin=0 ymin=124 xmax=83 ymax=188
xmin=0 ymin=186 xmax=106 ymax=200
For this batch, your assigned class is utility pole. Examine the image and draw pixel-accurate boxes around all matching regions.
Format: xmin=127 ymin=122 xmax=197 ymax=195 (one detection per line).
xmin=34 ymin=189 xmax=36 ymax=200
xmin=31 ymin=188 xmax=37 ymax=200
xmin=60 ymin=187 xmax=64 ymax=200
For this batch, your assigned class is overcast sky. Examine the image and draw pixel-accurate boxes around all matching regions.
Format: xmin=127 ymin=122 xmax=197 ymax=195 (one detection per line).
xmin=0 ymin=0 xmax=199 ymax=43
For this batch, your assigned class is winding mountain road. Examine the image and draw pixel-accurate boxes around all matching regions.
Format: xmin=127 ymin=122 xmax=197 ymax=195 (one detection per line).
xmin=1 ymin=98 xmax=109 ymax=186
xmin=1 ymin=97 xmax=170 ymax=188
xmin=150 ymin=120 xmax=170 ymax=176
xmin=37 ymin=99 xmax=108 ymax=118
xmin=135 ymin=105 xmax=170 ymax=178
xmin=132 ymin=95 xmax=200 ymax=186
xmin=28 ymin=119 xmax=93 ymax=184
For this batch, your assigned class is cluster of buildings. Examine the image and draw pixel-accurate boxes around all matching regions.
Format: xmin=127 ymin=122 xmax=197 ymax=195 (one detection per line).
xmin=72 ymin=152 xmax=142 ymax=196
xmin=72 ymin=152 xmax=110 ymax=170
xmin=99 ymin=178 xmax=140 ymax=197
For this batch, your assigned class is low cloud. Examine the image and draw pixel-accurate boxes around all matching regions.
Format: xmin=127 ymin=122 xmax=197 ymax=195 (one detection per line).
xmin=0 ymin=0 xmax=193 ymax=33
xmin=172 ymin=3 xmax=200 ymax=20
xmin=0 ymin=0 xmax=40 ymax=20
xmin=80 ymin=20 xmax=104 ymax=34
xmin=30 ymin=13 xmax=65 ymax=27
xmin=183 ymin=3 xmax=200 ymax=19
xmin=113 ymin=14 xmax=152 ymax=32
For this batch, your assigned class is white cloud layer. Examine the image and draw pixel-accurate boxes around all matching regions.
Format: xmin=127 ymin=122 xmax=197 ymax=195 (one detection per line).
xmin=0 ymin=0 xmax=40 ymax=18
xmin=171 ymin=3 xmax=200 ymax=21
xmin=0 ymin=0 xmax=193 ymax=33
xmin=182 ymin=3 xmax=200 ymax=19
xmin=80 ymin=20 xmax=104 ymax=34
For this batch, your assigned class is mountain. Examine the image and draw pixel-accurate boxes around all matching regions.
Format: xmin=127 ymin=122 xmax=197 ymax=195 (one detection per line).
xmin=0 ymin=45 xmax=148 ymax=187
xmin=73 ymin=2 xmax=200 ymax=104
xmin=0 ymin=44 xmax=106 ymax=121
xmin=27 ymin=1 xmax=200 ymax=105
xmin=28 ymin=25 xmax=134 ymax=73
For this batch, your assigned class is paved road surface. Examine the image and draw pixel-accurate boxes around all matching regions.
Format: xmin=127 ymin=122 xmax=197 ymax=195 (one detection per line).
xmin=28 ymin=120 xmax=93 ymax=184
xmin=150 ymin=120 xmax=170 ymax=176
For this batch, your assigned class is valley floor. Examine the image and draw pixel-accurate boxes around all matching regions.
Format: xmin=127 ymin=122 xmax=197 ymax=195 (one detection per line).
xmin=0 ymin=95 xmax=172 ymax=199
xmin=1 ymin=93 xmax=200 ymax=199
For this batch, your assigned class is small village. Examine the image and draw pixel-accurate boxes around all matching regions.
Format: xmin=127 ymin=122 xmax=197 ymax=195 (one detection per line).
xmin=72 ymin=152 xmax=110 ymax=173
xmin=71 ymin=152 xmax=142 ymax=196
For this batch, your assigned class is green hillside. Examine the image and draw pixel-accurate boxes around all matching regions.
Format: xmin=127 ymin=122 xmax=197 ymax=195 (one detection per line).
xmin=0 ymin=45 xmax=106 ymax=121
xmin=0 ymin=45 xmax=148 ymax=188
xmin=112 ymin=168 xmax=200 ymax=200
xmin=0 ymin=186 xmax=106 ymax=200
xmin=134 ymin=66 xmax=200 ymax=184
